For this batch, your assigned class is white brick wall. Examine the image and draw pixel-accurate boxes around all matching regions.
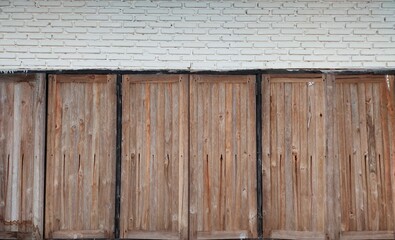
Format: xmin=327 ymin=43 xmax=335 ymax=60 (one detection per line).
xmin=0 ymin=0 xmax=395 ymax=71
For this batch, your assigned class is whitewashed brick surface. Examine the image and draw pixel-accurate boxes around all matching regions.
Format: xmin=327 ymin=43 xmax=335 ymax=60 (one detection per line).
xmin=0 ymin=0 xmax=394 ymax=71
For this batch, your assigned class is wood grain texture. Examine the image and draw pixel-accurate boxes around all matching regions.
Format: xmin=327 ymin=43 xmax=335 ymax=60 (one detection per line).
xmin=190 ymin=75 xmax=257 ymax=239
xmin=45 ymin=75 xmax=116 ymax=239
xmin=335 ymin=75 xmax=395 ymax=233
xmin=120 ymin=75 xmax=189 ymax=239
xmin=0 ymin=74 xmax=46 ymax=238
xmin=340 ymin=231 xmax=395 ymax=240
xmin=262 ymin=75 xmax=326 ymax=237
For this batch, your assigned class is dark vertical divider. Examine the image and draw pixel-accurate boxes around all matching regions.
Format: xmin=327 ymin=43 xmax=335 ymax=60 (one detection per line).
xmin=256 ymin=74 xmax=263 ymax=239
xmin=115 ymin=74 xmax=122 ymax=239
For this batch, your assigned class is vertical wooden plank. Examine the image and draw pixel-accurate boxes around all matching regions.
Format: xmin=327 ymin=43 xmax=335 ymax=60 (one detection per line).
xmin=307 ymin=82 xmax=316 ymax=231
xmin=45 ymin=75 xmax=56 ymax=238
xmin=372 ymin=82 xmax=385 ymax=230
xmin=380 ymin=78 xmax=394 ymax=231
xmin=350 ymin=83 xmax=365 ymax=231
xmin=239 ymin=82 xmax=248 ymax=232
xmin=386 ymin=75 xmax=395 ymax=233
xmin=218 ymin=81 xmax=226 ymax=232
xmin=225 ymin=83 xmax=233 ymax=231
xmin=325 ymin=74 xmax=340 ymax=239
xmin=291 ymin=83 xmax=300 ymax=231
xmin=270 ymin=81 xmax=279 ymax=231
xmin=179 ymin=75 xmax=189 ymax=240
xmin=32 ymin=73 xmax=46 ymax=238
xmin=315 ymin=79 xmax=326 ymax=232
xmin=247 ymin=76 xmax=257 ymax=238
xmin=262 ymin=75 xmax=271 ymax=237
xmin=202 ymin=82 xmax=210 ymax=231
xmin=210 ymin=82 xmax=220 ymax=231
xmin=343 ymin=83 xmax=356 ymax=231
xmin=284 ymin=83 xmax=294 ymax=230
xmin=277 ymin=83 xmax=286 ymax=230
xmin=299 ymin=82 xmax=310 ymax=231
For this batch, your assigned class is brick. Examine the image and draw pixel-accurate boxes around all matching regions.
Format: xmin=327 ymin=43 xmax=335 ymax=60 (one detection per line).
xmin=63 ymin=1 xmax=85 ymax=7
xmin=197 ymin=9 xmax=221 ymax=15
xmin=61 ymin=14 xmax=84 ymax=20
xmin=210 ymin=15 xmax=233 ymax=22
xmin=37 ymin=1 xmax=61 ymax=6
xmin=29 ymin=47 xmax=52 ymax=53
xmin=12 ymin=13 xmax=33 ymax=20
xmin=35 ymin=14 xmax=59 ymax=20
xmin=147 ymin=8 xmax=169 ymax=14
xmin=224 ymin=22 xmax=247 ymax=29
xmin=272 ymin=9 xmax=295 ymax=15
xmin=1 ymin=20 xmax=24 ymax=26
xmin=184 ymin=2 xmax=207 ymax=8
xmin=46 ymin=60 xmax=71 ymax=67
xmin=278 ymin=42 xmax=300 ymax=48
xmin=246 ymin=9 xmax=269 ymax=15
xmin=235 ymin=16 xmax=258 ymax=22
xmin=223 ymin=9 xmax=246 ymax=15
xmin=0 ymin=53 xmax=16 ymax=59
xmin=53 ymin=47 xmax=77 ymax=53
xmin=0 ymin=60 xmax=21 ymax=66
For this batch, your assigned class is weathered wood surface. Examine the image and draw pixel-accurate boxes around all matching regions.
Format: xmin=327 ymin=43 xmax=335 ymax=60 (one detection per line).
xmin=335 ymin=75 xmax=395 ymax=233
xmin=0 ymin=231 xmax=33 ymax=239
xmin=45 ymin=74 xmax=116 ymax=238
xmin=197 ymin=230 xmax=250 ymax=239
xmin=125 ymin=231 xmax=180 ymax=239
xmin=0 ymin=74 xmax=46 ymax=238
xmin=340 ymin=231 xmax=395 ymax=240
xmin=270 ymin=230 xmax=326 ymax=239
xmin=262 ymin=74 xmax=326 ymax=237
xmin=120 ymin=75 xmax=189 ymax=239
xmin=190 ymin=75 xmax=257 ymax=239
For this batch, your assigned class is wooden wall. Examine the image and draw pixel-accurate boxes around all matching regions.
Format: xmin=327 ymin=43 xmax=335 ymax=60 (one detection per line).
xmin=0 ymin=74 xmax=46 ymax=239
xmin=45 ymin=75 xmax=116 ymax=239
xmin=262 ymin=74 xmax=327 ymax=239
xmin=120 ymin=75 xmax=189 ymax=239
xmin=334 ymin=75 xmax=395 ymax=239
xmin=1 ymin=73 xmax=394 ymax=240
xmin=190 ymin=75 xmax=257 ymax=239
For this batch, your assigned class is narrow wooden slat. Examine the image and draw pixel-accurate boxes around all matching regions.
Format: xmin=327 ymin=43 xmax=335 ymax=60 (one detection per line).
xmin=224 ymin=83 xmax=233 ymax=231
xmin=315 ymin=78 xmax=326 ymax=231
xmin=126 ymin=231 xmax=179 ymax=239
xmin=193 ymin=75 xmax=251 ymax=84
xmin=335 ymin=75 xmax=384 ymax=83
xmin=343 ymin=83 xmax=356 ymax=230
xmin=126 ymin=74 xmax=180 ymax=83
xmin=0 ymin=231 xmax=33 ymax=239
xmin=52 ymin=230 xmax=107 ymax=239
xmin=386 ymin=75 xmax=395 ymax=233
xmin=284 ymin=83 xmax=294 ymax=230
xmin=261 ymin=75 xmax=271 ymax=237
xmin=307 ymin=82 xmax=316 ymax=231
xmin=340 ymin=231 xmax=395 ymax=240
xmin=299 ymin=82 xmax=310 ymax=231
xmin=189 ymin=75 xmax=198 ymax=240
xmin=271 ymin=230 xmax=325 ymax=239
xmin=55 ymin=74 xmax=108 ymax=83
xmin=291 ymin=83 xmax=300 ymax=231
xmin=0 ymin=74 xmax=35 ymax=82
xmin=269 ymin=78 xmax=323 ymax=83
xmin=197 ymin=230 xmax=250 ymax=239
xmin=276 ymin=82 xmax=286 ymax=229
xmin=247 ymin=76 xmax=257 ymax=237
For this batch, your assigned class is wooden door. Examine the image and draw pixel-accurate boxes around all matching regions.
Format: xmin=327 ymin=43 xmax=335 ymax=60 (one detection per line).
xmin=190 ymin=75 xmax=257 ymax=239
xmin=45 ymin=75 xmax=116 ymax=239
xmin=0 ymin=74 xmax=46 ymax=239
xmin=120 ymin=75 xmax=189 ymax=239
xmin=334 ymin=75 xmax=395 ymax=240
xmin=262 ymin=74 xmax=326 ymax=239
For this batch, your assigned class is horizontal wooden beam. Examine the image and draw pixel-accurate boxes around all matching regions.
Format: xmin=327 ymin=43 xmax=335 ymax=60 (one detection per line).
xmin=0 ymin=231 xmax=33 ymax=240
xmin=125 ymin=231 xmax=179 ymax=239
xmin=52 ymin=230 xmax=107 ymax=239
xmin=340 ymin=231 xmax=395 ymax=240
xmin=270 ymin=230 xmax=325 ymax=239
xmin=197 ymin=230 xmax=250 ymax=239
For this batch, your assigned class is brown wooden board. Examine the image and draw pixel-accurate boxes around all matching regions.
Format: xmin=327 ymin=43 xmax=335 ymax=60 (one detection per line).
xmin=0 ymin=74 xmax=46 ymax=239
xmin=335 ymin=75 xmax=395 ymax=233
xmin=189 ymin=75 xmax=257 ymax=239
xmin=262 ymin=74 xmax=326 ymax=238
xmin=120 ymin=75 xmax=189 ymax=239
xmin=45 ymin=74 xmax=116 ymax=239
